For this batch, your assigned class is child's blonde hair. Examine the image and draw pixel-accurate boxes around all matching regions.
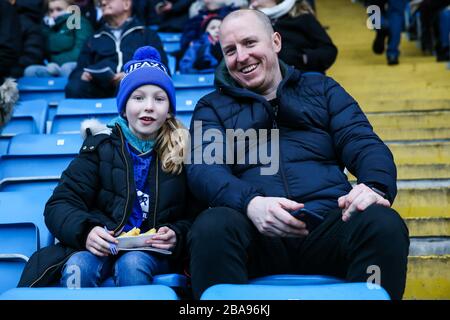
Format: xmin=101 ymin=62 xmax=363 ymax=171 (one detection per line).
xmin=155 ymin=114 xmax=188 ymax=175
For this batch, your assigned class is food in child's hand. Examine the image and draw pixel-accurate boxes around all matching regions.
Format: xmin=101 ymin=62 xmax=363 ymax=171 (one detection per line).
xmin=143 ymin=228 xmax=157 ymax=235
xmin=118 ymin=227 xmax=140 ymax=237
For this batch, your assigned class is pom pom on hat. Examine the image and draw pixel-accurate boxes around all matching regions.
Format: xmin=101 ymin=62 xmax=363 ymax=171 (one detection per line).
xmin=132 ymin=46 xmax=161 ymax=61
xmin=117 ymin=46 xmax=176 ymax=116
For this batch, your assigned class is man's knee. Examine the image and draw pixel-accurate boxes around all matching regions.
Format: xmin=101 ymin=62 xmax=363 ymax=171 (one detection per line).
xmin=188 ymin=207 xmax=251 ymax=245
xmin=359 ymin=205 xmax=409 ymax=246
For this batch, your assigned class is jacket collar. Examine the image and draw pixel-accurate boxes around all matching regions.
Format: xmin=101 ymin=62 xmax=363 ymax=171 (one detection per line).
xmin=214 ymin=59 xmax=297 ymax=99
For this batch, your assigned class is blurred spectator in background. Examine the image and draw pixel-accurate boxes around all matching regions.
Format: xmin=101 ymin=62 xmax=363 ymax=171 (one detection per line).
xmin=180 ymin=0 xmax=239 ymax=60
xmin=188 ymin=0 xmax=247 ymax=17
xmin=366 ymin=0 xmax=407 ymax=65
xmin=250 ymin=0 xmax=337 ymax=73
xmin=24 ymin=0 xmax=94 ymax=77
xmin=9 ymin=0 xmax=45 ymax=78
xmin=74 ymin=0 xmax=102 ymax=30
xmin=0 ymin=0 xmax=20 ymax=129
xmin=417 ymin=0 xmax=450 ymax=61
xmin=180 ymin=14 xmax=222 ymax=73
xmin=65 ymin=0 xmax=167 ymax=99
xmin=155 ymin=0 xmax=194 ymax=32
xmin=133 ymin=0 xmax=193 ymax=31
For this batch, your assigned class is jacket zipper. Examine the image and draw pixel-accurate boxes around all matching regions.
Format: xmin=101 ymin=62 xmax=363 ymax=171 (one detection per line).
xmin=152 ymin=157 xmax=159 ymax=229
xmin=94 ymin=26 xmax=144 ymax=73
xmin=114 ymin=124 xmax=133 ymax=234
xmin=269 ymin=103 xmax=292 ymax=199
xmin=29 ymin=251 xmax=78 ymax=287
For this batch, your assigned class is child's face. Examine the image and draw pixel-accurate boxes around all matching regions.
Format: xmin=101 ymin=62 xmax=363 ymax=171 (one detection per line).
xmin=206 ymin=19 xmax=221 ymax=43
xmin=124 ymin=84 xmax=170 ymax=140
xmin=48 ymin=0 xmax=70 ymax=19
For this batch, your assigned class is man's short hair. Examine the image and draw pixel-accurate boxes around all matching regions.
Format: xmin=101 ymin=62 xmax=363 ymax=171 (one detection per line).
xmin=221 ymin=9 xmax=274 ymax=38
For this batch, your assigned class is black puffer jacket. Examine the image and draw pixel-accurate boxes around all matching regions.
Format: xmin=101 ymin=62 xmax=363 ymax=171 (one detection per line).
xmin=18 ymin=121 xmax=201 ymax=287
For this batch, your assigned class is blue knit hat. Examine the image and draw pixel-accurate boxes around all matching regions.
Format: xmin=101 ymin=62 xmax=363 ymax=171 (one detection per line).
xmin=117 ymin=46 xmax=176 ymax=116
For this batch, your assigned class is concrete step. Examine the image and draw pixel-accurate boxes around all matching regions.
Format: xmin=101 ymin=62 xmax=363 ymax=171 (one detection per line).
xmin=367 ymin=110 xmax=450 ymax=141
xmin=388 ymin=141 xmax=450 ymax=165
xmin=409 ymin=238 xmax=450 ymax=256
xmin=348 ymin=164 xmax=450 ymax=180
xmin=405 ymin=218 xmax=450 ymax=237
xmin=361 ymin=99 xmax=450 ymax=113
xmin=393 ymin=180 xmax=450 ymax=219
xmin=404 ymin=255 xmax=450 ymax=299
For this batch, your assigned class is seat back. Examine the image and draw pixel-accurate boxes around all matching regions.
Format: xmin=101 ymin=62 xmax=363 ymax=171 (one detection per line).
xmin=0 ymin=285 xmax=179 ymax=300
xmin=0 ymin=155 xmax=73 ymax=191
xmin=0 ymin=191 xmax=55 ymax=294
xmin=200 ymin=283 xmax=391 ymax=300
xmin=17 ymin=77 xmax=67 ymax=105
xmin=176 ymin=87 xmax=214 ymax=112
xmin=7 ymin=133 xmax=82 ymax=156
xmin=0 ymin=99 xmax=48 ymax=135
xmin=172 ymin=73 xmax=214 ymax=89
xmin=51 ymin=114 xmax=116 ymax=134
xmin=56 ymin=98 xmax=117 ymax=116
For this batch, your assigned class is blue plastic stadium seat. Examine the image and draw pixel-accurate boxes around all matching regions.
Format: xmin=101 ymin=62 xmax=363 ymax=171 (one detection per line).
xmin=0 ymin=136 xmax=11 ymax=156
xmin=158 ymin=32 xmax=182 ymax=43
xmin=163 ymin=42 xmax=181 ymax=54
xmin=176 ymin=88 xmax=214 ymax=112
xmin=249 ymin=274 xmax=345 ymax=286
xmin=56 ymin=98 xmax=117 ymax=116
xmin=0 ymin=257 xmax=28 ymax=295
xmin=200 ymin=283 xmax=391 ymax=300
xmin=0 ymin=190 xmax=54 ymax=249
xmin=7 ymin=133 xmax=82 ymax=156
xmin=0 ymin=154 xmax=74 ymax=191
xmin=0 ymin=190 xmax=55 ymax=294
xmin=172 ymin=73 xmax=214 ymax=88
xmin=18 ymin=77 xmax=67 ymax=105
xmin=51 ymin=114 xmax=116 ymax=134
xmin=168 ymin=54 xmax=176 ymax=75
xmin=176 ymin=111 xmax=193 ymax=128
xmin=0 ymin=99 xmax=48 ymax=135
xmin=0 ymin=134 xmax=79 ymax=191
xmin=101 ymin=273 xmax=188 ymax=288
xmin=0 ymin=285 xmax=179 ymax=300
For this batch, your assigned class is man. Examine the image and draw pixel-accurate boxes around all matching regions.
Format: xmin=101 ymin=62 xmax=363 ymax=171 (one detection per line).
xmin=367 ymin=0 xmax=407 ymax=65
xmin=186 ymin=9 xmax=409 ymax=300
xmin=65 ymin=0 xmax=168 ymax=98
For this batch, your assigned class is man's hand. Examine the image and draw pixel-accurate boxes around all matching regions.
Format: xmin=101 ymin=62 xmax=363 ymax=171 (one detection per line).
xmin=81 ymin=71 xmax=93 ymax=82
xmin=246 ymin=196 xmax=309 ymax=237
xmin=338 ymin=183 xmax=391 ymax=222
xmin=155 ymin=1 xmax=172 ymax=15
xmin=85 ymin=226 xmax=118 ymax=257
xmin=146 ymin=226 xmax=177 ymax=251
xmin=111 ymin=72 xmax=125 ymax=86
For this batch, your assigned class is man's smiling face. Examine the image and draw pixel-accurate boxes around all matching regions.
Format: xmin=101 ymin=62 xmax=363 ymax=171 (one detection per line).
xmin=219 ymin=10 xmax=282 ymax=97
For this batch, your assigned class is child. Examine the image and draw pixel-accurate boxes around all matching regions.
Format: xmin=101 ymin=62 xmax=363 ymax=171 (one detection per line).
xmin=18 ymin=46 xmax=198 ymax=288
xmin=24 ymin=0 xmax=93 ymax=77
xmin=179 ymin=14 xmax=223 ymax=74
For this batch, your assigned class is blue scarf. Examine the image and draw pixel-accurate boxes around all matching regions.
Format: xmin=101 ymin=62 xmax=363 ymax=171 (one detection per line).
xmin=108 ymin=116 xmax=155 ymax=154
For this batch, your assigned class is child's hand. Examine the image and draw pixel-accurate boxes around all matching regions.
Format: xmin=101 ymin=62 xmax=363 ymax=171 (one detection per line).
xmin=85 ymin=226 xmax=118 ymax=257
xmin=145 ymin=226 xmax=176 ymax=251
